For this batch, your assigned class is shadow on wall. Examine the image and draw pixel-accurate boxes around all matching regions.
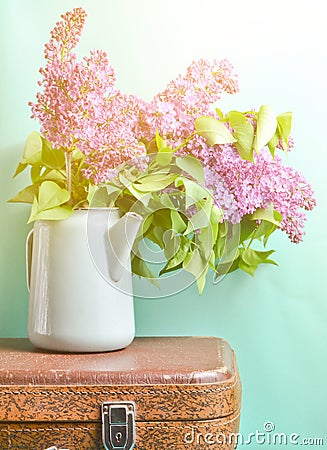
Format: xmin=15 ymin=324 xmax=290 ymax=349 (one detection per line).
xmin=0 ymin=144 xmax=31 ymax=337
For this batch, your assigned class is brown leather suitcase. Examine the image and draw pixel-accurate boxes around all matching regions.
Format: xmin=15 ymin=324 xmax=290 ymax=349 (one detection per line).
xmin=0 ymin=337 xmax=241 ymax=449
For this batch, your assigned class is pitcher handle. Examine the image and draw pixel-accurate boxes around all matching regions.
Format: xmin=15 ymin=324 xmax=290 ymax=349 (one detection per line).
xmin=26 ymin=229 xmax=34 ymax=292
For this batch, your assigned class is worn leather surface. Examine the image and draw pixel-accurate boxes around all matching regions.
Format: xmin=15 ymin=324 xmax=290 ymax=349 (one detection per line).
xmin=0 ymin=337 xmax=242 ymax=449
xmin=0 ymin=337 xmax=233 ymax=385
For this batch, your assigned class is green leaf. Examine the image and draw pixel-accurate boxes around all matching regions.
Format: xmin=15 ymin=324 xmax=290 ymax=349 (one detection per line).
xmin=160 ymin=193 xmax=175 ymax=209
xmin=87 ymin=186 xmax=111 ymax=207
xmin=155 ymin=131 xmax=167 ymax=151
xmin=240 ymin=215 xmax=257 ymax=242
xmin=209 ymin=217 xmax=219 ymax=244
xmin=184 ymin=197 xmax=213 ymax=234
xmin=37 ymin=181 xmax=70 ymax=211
xmin=22 ymin=132 xmax=43 ymax=164
xmin=42 ymin=169 xmax=66 ymax=184
xmin=211 ymin=204 xmax=223 ymax=224
xmin=195 ymin=116 xmax=237 ymax=146
xmin=102 ymin=182 xmax=129 ymax=208
xmin=159 ymin=262 xmax=183 ymax=275
xmin=250 ymin=203 xmax=282 ymax=226
xmin=253 ymin=105 xmax=278 ymax=153
xmin=215 ymin=233 xmax=226 ymax=259
xmin=176 ymin=155 xmax=205 ymax=184
xmin=267 ymin=132 xmax=279 ymax=157
xmin=13 ymin=162 xmax=28 ymax=178
xmin=131 ymin=253 xmax=160 ymax=287
xmin=238 ymin=258 xmax=257 ymax=276
xmin=115 ymin=196 xmax=131 ymax=213
xmin=215 ymin=221 xmax=230 ymax=259
xmin=215 ymin=222 xmax=240 ymax=263
xmin=152 ymin=209 xmax=172 ymax=229
xmin=155 ymin=152 xmax=172 ymax=166
xmin=147 ymin=226 xmax=165 ymax=249
xmin=119 ymin=173 xmax=150 ymax=206
xmin=41 ymin=139 xmax=65 ymax=169
xmin=195 ymin=269 xmax=208 ymax=296
xmin=146 ymin=164 xmax=170 ymax=176
xmin=175 ymin=176 xmax=210 ymax=209
xmin=136 ymin=214 xmax=153 ymax=239
xmin=241 ymin=248 xmax=275 ymax=266
xmin=214 ymin=255 xmax=240 ymax=279
xmin=253 ymin=220 xmax=277 ymax=246
xmin=238 ymin=247 xmax=277 ymax=276
xmin=265 ymin=259 xmax=278 ymax=266
xmin=134 ymin=173 xmax=177 ymax=192
xmin=227 ymin=111 xmax=255 ymax=161
xmin=28 ymin=203 xmax=73 ymax=223
xmin=72 ymin=149 xmax=85 ymax=161
xmin=209 ymin=205 xmax=223 ymax=243
xmin=277 ymin=112 xmax=292 ymax=151
xmin=215 ymin=108 xmax=224 ymax=120
xmin=197 ymin=227 xmax=214 ymax=260
xmin=171 ymin=210 xmax=186 ymax=233
xmin=220 ymin=247 xmax=240 ymax=266
xmin=31 ymin=165 xmax=42 ymax=183
xmin=164 ymin=236 xmax=190 ymax=271
xmin=163 ymin=230 xmax=181 ymax=261
xmin=277 ymin=112 xmax=292 ymax=138
xmin=209 ymin=249 xmax=215 ymax=270
xmin=267 ymin=112 xmax=292 ymax=156
xmin=183 ymin=248 xmax=208 ymax=295
xmin=8 ymin=184 xmax=39 ymax=204
xmin=87 ymin=184 xmax=98 ymax=206
xmin=218 ymin=221 xmax=229 ymax=238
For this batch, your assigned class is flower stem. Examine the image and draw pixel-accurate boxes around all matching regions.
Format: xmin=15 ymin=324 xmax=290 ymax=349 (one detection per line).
xmin=65 ymin=151 xmax=72 ymax=200
xmin=174 ymin=132 xmax=196 ymax=152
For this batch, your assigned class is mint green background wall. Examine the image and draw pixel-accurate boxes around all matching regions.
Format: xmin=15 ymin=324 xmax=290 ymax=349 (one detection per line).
xmin=1 ymin=0 xmax=326 ymax=445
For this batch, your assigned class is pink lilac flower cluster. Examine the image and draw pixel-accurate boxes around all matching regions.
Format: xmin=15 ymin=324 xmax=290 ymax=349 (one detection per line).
xmin=136 ymin=58 xmax=238 ymax=146
xmin=204 ymin=146 xmax=315 ymax=243
xmin=30 ymin=8 xmax=145 ymax=183
xmin=30 ymin=7 xmax=315 ymax=242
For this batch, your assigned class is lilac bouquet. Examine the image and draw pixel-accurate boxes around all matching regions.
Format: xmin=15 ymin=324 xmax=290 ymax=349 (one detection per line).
xmin=11 ymin=8 xmax=316 ymax=292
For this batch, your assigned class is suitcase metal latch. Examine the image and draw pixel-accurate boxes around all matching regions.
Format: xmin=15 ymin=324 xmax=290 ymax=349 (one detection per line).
xmin=101 ymin=402 xmax=136 ymax=450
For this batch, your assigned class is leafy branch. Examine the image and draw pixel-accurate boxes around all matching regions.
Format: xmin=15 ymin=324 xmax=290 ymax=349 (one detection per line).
xmin=196 ymin=105 xmax=292 ymax=161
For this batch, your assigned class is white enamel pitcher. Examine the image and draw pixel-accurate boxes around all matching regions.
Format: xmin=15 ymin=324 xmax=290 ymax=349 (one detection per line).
xmin=26 ymin=208 xmax=142 ymax=352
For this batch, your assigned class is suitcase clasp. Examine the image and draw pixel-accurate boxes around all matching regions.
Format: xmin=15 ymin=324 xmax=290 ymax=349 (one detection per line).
xmin=102 ymin=402 xmax=136 ymax=450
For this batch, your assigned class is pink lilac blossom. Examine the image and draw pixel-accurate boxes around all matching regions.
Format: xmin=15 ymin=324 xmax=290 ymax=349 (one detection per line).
xmin=136 ymin=58 xmax=239 ymax=146
xmin=44 ymin=7 xmax=87 ymax=61
xmin=30 ymin=7 xmax=145 ymax=181
xmin=204 ymin=166 xmax=241 ymax=224
xmin=77 ymin=92 xmax=146 ymax=183
xmin=198 ymin=144 xmax=315 ymax=243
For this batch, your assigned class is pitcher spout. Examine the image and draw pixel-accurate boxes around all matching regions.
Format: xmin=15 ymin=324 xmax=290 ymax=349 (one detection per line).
xmin=107 ymin=212 xmax=143 ymax=282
